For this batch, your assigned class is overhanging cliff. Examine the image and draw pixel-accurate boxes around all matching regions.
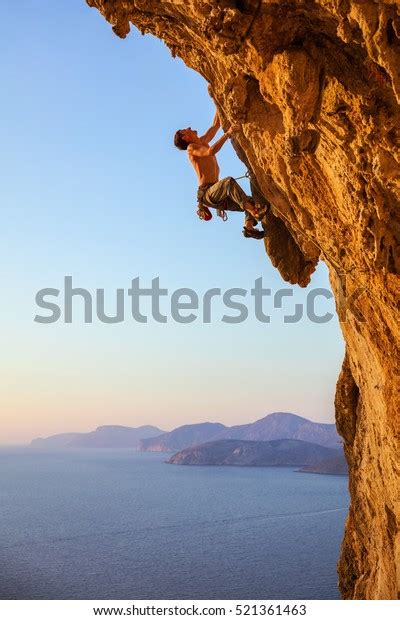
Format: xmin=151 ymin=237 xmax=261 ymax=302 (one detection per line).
xmin=85 ymin=0 xmax=400 ymax=600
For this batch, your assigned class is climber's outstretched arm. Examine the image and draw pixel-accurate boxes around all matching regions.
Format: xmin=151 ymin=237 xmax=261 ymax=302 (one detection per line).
xmin=200 ymin=111 xmax=221 ymax=143
xmin=189 ymin=125 xmax=239 ymax=158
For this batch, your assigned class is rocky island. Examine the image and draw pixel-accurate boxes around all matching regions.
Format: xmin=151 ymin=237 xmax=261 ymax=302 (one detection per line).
xmin=167 ymin=438 xmax=341 ymax=468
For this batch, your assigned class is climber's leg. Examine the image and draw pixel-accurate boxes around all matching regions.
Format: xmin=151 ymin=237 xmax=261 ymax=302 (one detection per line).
xmin=205 ymin=176 xmax=248 ymax=208
xmin=204 ymin=177 xmax=263 ymax=222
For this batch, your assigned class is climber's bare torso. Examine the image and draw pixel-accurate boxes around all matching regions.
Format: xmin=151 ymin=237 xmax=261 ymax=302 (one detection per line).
xmin=188 ymin=142 xmax=220 ymax=186
xmin=177 ymin=114 xmax=230 ymax=187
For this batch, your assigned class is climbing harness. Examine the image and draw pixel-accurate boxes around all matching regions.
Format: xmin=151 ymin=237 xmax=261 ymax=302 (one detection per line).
xmin=196 ymin=171 xmax=251 ymax=223
xmin=218 ymin=208 xmax=228 ymax=221
xmin=197 ymin=204 xmax=212 ymax=221
xmin=197 ymin=202 xmax=228 ymax=222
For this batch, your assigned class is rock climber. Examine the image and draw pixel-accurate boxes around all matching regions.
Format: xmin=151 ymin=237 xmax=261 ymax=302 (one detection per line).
xmin=174 ymin=110 xmax=266 ymax=239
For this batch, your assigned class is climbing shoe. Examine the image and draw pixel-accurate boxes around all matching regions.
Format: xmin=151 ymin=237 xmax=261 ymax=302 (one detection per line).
xmin=248 ymin=199 xmax=269 ymax=221
xmin=242 ymin=227 xmax=265 ymax=240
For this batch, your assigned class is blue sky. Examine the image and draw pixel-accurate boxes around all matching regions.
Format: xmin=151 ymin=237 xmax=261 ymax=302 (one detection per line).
xmin=0 ymin=1 xmax=344 ymax=443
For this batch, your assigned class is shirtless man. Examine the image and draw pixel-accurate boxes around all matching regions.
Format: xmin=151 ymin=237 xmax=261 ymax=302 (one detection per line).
xmin=174 ymin=111 xmax=266 ymax=239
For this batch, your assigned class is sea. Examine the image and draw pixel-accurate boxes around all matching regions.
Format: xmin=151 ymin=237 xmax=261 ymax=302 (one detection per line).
xmin=0 ymin=449 xmax=349 ymax=600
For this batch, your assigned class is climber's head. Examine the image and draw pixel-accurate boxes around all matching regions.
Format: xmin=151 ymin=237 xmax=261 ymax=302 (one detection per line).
xmin=174 ymin=127 xmax=198 ymax=150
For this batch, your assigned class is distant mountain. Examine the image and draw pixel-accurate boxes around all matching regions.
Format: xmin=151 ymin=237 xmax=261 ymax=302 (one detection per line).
xmin=140 ymin=413 xmax=341 ymax=452
xmin=30 ymin=425 xmax=164 ymax=450
xmin=31 ymin=414 xmax=341 ymax=453
xmin=139 ymin=422 xmax=228 ymax=452
xmin=167 ymin=438 xmax=340 ymax=467
xmin=216 ymin=412 xmax=341 ymax=448
xmin=299 ymin=453 xmax=348 ymax=475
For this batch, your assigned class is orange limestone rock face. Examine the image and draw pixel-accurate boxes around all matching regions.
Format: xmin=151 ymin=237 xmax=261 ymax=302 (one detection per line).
xmin=86 ymin=0 xmax=400 ymax=600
